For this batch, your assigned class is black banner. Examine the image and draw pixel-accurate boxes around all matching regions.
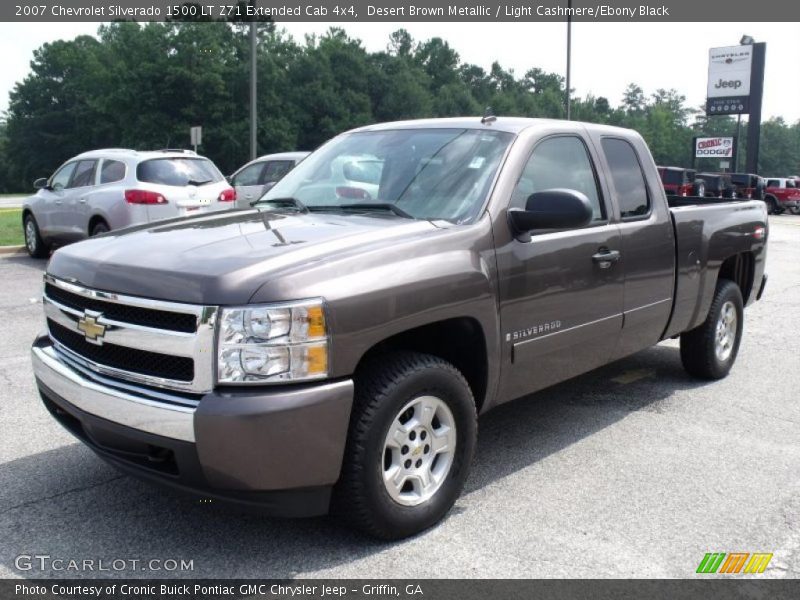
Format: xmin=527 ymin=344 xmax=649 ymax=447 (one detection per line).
xmin=2 ymin=580 xmax=800 ymax=600
xmin=2 ymin=0 xmax=800 ymax=22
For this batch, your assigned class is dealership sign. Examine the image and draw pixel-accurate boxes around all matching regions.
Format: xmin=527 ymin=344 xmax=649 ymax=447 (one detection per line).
xmin=695 ymin=137 xmax=735 ymax=158
xmin=706 ymin=45 xmax=753 ymax=115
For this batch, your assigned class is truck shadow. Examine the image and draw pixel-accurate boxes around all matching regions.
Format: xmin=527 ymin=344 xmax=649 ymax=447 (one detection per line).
xmin=1 ymin=343 xmax=715 ymax=579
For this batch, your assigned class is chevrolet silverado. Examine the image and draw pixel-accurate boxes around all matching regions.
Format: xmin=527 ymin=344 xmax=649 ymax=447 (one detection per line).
xmin=32 ymin=117 xmax=768 ymax=539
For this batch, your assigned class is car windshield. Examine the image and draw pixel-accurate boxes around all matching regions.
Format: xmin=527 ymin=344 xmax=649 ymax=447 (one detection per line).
xmin=260 ymin=128 xmax=514 ymax=223
xmin=137 ymin=158 xmax=223 ymax=187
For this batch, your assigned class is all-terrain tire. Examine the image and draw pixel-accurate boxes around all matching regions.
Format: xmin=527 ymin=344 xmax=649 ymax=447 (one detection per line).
xmin=680 ymin=279 xmax=744 ymax=380
xmin=333 ymin=351 xmax=477 ymax=540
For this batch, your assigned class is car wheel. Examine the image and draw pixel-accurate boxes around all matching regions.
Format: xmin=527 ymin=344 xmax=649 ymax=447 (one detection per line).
xmin=680 ymin=279 xmax=744 ymax=380
xmin=334 ymin=351 xmax=477 ymax=540
xmin=790 ymin=207 xmax=800 ymax=215
xmin=90 ymin=221 xmax=109 ymax=236
xmin=23 ymin=214 xmax=49 ymax=258
xmin=765 ymin=197 xmax=781 ymax=215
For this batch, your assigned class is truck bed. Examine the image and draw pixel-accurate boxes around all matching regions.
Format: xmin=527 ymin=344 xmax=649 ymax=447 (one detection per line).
xmin=663 ymin=198 xmax=767 ymax=339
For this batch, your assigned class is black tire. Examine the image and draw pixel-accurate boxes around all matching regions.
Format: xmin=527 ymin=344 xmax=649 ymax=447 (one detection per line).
xmin=334 ymin=351 xmax=477 ymax=540
xmin=694 ymin=182 xmax=706 ymax=197
xmin=765 ymin=196 xmax=782 ymax=215
xmin=90 ymin=220 xmax=109 ymax=236
xmin=680 ymin=279 xmax=744 ymax=380
xmin=23 ymin=214 xmax=49 ymax=258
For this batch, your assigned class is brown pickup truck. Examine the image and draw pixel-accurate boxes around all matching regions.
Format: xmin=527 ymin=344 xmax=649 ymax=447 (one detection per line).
xmin=31 ymin=117 xmax=768 ymax=539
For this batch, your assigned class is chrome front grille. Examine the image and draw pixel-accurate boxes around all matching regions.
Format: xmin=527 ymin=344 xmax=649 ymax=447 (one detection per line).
xmin=43 ymin=274 xmax=218 ymax=393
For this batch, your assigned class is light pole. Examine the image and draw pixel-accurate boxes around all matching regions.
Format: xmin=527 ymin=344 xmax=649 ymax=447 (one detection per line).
xmin=249 ymin=5 xmax=257 ymax=160
xmin=566 ymin=0 xmax=572 ymax=120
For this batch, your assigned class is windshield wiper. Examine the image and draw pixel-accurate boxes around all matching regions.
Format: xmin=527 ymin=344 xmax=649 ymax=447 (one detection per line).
xmin=251 ymin=196 xmax=308 ymax=212
xmin=336 ymin=203 xmax=414 ymax=219
xmin=186 ymin=179 xmax=213 ymax=186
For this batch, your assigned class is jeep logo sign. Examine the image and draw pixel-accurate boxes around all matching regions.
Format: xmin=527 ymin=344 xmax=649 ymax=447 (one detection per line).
xmin=708 ymin=46 xmax=752 ymax=98
xmin=714 ymin=79 xmax=743 ymax=90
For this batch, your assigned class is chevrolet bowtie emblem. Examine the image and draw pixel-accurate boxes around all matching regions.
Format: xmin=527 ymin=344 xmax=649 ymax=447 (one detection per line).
xmin=77 ymin=312 xmax=107 ymax=343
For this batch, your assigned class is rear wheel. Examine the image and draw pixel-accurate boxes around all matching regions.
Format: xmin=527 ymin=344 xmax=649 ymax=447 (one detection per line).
xmin=790 ymin=207 xmax=800 ymax=215
xmin=90 ymin=220 xmax=109 ymax=236
xmin=23 ymin=214 xmax=49 ymax=258
xmin=680 ymin=279 xmax=744 ymax=380
xmin=334 ymin=352 xmax=477 ymax=540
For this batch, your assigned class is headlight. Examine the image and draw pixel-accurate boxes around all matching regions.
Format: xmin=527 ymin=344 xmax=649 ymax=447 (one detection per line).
xmin=217 ymin=299 xmax=328 ymax=384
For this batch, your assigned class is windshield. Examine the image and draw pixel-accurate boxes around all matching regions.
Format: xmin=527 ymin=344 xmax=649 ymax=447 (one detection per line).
xmin=137 ymin=158 xmax=223 ymax=187
xmin=261 ymin=128 xmax=514 ymax=222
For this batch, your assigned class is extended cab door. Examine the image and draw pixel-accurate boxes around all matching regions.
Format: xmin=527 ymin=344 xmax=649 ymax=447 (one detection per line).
xmin=592 ymin=135 xmax=676 ymax=358
xmin=495 ymin=134 xmax=624 ymax=402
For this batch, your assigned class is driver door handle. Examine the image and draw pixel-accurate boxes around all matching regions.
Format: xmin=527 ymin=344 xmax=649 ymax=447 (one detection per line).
xmin=592 ymin=249 xmax=621 ymax=269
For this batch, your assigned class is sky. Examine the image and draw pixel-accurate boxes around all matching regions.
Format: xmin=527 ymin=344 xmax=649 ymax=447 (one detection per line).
xmin=0 ymin=21 xmax=798 ymax=123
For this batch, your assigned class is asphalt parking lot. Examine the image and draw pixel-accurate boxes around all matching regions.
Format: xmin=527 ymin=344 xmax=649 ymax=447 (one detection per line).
xmin=0 ymin=216 xmax=798 ymax=579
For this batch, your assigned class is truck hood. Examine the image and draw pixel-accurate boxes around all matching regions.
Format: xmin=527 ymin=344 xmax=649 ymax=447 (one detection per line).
xmin=46 ymin=209 xmax=440 ymax=304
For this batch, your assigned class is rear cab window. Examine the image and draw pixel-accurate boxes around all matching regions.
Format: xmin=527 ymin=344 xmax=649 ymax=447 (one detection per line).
xmin=137 ymin=158 xmax=223 ymax=187
xmin=601 ymin=138 xmax=650 ymax=219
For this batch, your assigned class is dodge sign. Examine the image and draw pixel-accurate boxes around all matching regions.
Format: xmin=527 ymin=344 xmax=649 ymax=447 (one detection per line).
xmin=695 ymin=137 xmax=735 ymax=158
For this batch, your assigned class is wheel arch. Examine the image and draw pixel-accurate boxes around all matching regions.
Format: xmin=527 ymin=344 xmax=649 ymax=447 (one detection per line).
xmin=718 ymin=251 xmax=756 ymax=304
xmin=88 ymin=214 xmax=109 ymax=235
xmin=352 ymin=317 xmax=490 ymax=413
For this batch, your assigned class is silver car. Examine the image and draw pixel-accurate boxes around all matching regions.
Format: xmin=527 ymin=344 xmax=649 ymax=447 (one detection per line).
xmin=228 ymin=151 xmax=309 ymax=209
xmin=22 ymin=149 xmax=235 ymax=257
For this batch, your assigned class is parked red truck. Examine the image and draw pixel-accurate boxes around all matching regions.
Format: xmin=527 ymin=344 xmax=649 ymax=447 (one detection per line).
xmin=764 ymin=178 xmax=800 ymax=214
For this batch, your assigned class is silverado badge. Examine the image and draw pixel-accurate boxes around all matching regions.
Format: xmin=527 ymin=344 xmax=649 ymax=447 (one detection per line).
xmin=77 ymin=311 xmax=107 ymax=344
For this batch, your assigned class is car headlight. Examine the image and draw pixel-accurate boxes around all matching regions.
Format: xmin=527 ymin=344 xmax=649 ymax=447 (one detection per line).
xmin=216 ymin=299 xmax=328 ymax=384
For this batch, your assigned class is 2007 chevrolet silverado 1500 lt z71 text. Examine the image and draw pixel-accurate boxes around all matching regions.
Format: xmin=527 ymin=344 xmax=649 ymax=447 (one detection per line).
xmin=31 ymin=118 xmax=768 ymax=539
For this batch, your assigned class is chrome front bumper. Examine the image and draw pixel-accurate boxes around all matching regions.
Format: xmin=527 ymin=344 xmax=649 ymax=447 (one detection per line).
xmin=32 ymin=341 xmax=196 ymax=442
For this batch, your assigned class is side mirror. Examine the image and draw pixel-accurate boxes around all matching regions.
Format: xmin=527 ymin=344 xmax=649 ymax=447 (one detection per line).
xmin=508 ymin=189 xmax=593 ymax=235
xmin=33 ymin=177 xmax=49 ymax=190
xmin=226 ymin=175 xmax=233 ymax=184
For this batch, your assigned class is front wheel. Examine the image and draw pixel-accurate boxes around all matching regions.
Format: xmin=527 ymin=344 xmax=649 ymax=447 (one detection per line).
xmin=765 ymin=197 xmax=782 ymax=215
xmin=334 ymin=352 xmax=477 ymax=540
xmin=680 ymin=280 xmax=744 ymax=380
xmin=23 ymin=214 xmax=49 ymax=258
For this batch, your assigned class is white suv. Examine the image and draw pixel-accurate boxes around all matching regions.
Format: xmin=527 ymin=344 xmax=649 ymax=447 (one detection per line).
xmin=22 ymin=149 xmax=236 ymax=257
